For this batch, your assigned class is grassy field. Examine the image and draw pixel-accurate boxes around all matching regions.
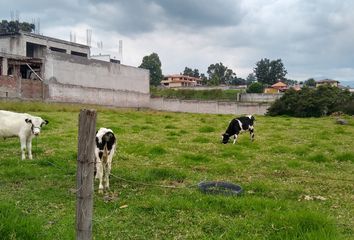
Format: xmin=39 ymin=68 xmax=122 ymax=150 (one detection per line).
xmin=0 ymin=101 xmax=353 ymax=240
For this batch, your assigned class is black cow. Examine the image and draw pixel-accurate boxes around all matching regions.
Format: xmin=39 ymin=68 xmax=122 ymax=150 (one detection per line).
xmin=222 ymin=115 xmax=255 ymax=144
xmin=94 ymin=128 xmax=117 ymax=193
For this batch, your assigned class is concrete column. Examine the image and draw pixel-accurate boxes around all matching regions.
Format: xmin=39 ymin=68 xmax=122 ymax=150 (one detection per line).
xmin=1 ymin=57 xmax=8 ymax=75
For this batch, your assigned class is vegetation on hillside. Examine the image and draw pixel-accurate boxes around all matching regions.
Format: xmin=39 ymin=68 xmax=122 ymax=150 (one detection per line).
xmin=0 ymin=101 xmax=353 ymax=239
xmin=150 ymin=87 xmax=242 ymax=101
xmin=267 ymin=85 xmax=354 ymax=117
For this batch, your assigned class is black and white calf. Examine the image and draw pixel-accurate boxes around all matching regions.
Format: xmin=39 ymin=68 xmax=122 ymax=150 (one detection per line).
xmin=94 ymin=128 xmax=117 ymax=193
xmin=222 ymin=115 xmax=255 ymax=144
xmin=0 ymin=110 xmax=48 ymax=159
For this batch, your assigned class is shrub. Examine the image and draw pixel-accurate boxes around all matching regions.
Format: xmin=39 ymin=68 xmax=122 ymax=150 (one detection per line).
xmin=246 ymin=82 xmax=264 ymax=93
xmin=267 ymin=85 xmax=353 ymax=117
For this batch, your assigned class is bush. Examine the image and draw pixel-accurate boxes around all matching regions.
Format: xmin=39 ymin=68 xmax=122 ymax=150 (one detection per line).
xmin=246 ymin=82 xmax=264 ymax=93
xmin=267 ymin=85 xmax=353 ymax=117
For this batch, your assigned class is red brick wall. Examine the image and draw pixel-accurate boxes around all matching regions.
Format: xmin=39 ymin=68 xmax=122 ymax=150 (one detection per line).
xmin=0 ymin=76 xmax=48 ymax=99
xmin=0 ymin=75 xmax=19 ymax=97
xmin=21 ymin=79 xmax=47 ymax=99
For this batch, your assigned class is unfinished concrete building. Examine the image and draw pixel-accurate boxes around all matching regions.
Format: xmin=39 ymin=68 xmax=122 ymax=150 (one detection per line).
xmin=0 ymin=31 xmax=149 ymax=107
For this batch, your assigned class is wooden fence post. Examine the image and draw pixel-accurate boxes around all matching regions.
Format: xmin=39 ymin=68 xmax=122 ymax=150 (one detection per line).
xmin=76 ymin=109 xmax=97 ymax=240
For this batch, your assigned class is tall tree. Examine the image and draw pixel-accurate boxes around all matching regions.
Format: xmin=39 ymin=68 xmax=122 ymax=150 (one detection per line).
xmin=139 ymin=53 xmax=163 ymax=86
xmin=182 ymin=67 xmax=193 ymax=76
xmin=304 ymin=78 xmax=316 ymax=87
xmin=207 ymin=62 xmax=236 ymax=85
xmin=200 ymin=73 xmax=208 ymax=85
xmin=182 ymin=67 xmax=200 ymax=78
xmin=254 ymin=58 xmax=287 ymax=85
xmin=192 ymin=68 xmax=200 ymax=78
xmin=246 ymin=73 xmax=256 ymax=85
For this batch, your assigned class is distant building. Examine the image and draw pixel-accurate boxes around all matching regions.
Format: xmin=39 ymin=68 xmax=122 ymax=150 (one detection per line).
xmin=161 ymin=74 xmax=202 ymax=88
xmin=316 ymin=79 xmax=339 ymax=87
xmin=264 ymin=81 xmax=288 ymax=93
xmin=290 ymin=84 xmax=302 ymax=91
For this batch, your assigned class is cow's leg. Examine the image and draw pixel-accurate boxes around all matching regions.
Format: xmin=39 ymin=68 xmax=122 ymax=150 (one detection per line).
xmin=20 ymin=136 xmax=27 ymax=160
xmin=233 ymin=134 xmax=238 ymax=144
xmin=249 ymin=126 xmax=255 ymax=141
xmin=26 ymin=137 xmax=33 ymax=160
xmin=96 ymin=159 xmax=104 ymax=194
xmin=104 ymin=155 xmax=113 ymax=191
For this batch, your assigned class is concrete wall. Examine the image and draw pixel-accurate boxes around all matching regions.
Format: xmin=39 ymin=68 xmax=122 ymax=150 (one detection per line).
xmin=0 ymin=35 xmax=23 ymax=55
xmin=0 ymin=32 xmax=89 ymax=57
xmin=23 ymin=32 xmax=89 ymax=56
xmin=150 ymin=97 xmax=270 ymax=115
xmin=44 ymin=52 xmax=149 ymax=94
xmin=48 ymin=81 xmax=150 ymax=107
xmin=239 ymin=93 xmax=283 ymax=102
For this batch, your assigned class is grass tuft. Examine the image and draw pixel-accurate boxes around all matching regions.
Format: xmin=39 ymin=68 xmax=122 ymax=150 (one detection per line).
xmin=198 ymin=126 xmax=216 ymax=133
xmin=0 ymin=203 xmax=46 ymax=240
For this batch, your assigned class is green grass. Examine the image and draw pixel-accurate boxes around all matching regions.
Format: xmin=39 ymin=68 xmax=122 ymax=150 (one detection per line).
xmin=0 ymin=101 xmax=353 ymax=239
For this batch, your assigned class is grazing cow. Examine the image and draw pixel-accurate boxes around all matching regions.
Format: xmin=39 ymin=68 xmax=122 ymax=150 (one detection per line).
xmin=0 ymin=110 xmax=49 ymax=160
xmin=222 ymin=115 xmax=255 ymax=144
xmin=94 ymin=128 xmax=117 ymax=193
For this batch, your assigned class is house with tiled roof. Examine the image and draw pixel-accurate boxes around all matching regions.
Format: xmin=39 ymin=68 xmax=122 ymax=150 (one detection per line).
xmin=161 ymin=74 xmax=202 ymax=88
xmin=264 ymin=81 xmax=288 ymax=93
xmin=316 ymin=79 xmax=339 ymax=88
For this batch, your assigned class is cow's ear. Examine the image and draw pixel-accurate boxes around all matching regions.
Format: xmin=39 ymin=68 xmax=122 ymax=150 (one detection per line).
xmin=25 ymin=118 xmax=32 ymax=124
xmin=41 ymin=120 xmax=49 ymax=127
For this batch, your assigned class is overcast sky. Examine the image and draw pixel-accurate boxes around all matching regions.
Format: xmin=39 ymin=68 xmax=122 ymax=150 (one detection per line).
xmin=1 ymin=0 xmax=354 ymax=84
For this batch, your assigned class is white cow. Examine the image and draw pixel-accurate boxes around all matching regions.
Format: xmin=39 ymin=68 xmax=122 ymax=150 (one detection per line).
xmin=0 ymin=110 xmax=49 ymax=160
xmin=94 ymin=128 xmax=117 ymax=194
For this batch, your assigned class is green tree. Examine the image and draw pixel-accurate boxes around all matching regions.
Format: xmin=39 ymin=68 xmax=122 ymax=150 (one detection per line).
xmin=283 ymin=78 xmax=298 ymax=86
xmin=231 ymin=77 xmax=246 ymax=85
xmin=182 ymin=67 xmax=200 ymax=78
xmin=207 ymin=62 xmax=236 ymax=85
xmin=139 ymin=53 xmax=163 ymax=86
xmin=246 ymin=82 xmax=264 ymax=93
xmin=254 ymin=58 xmax=287 ymax=85
xmin=200 ymin=73 xmax=208 ymax=85
xmin=182 ymin=67 xmax=193 ymax=77
xmin=246 ymin=73 xmax=256 ymax=86
xmin=193 ymin=69 xmax=200 ymax=78
xmin=0 ymin=20 xmax=35 ymax=34
xmin=304 ymin=78 xmax=316 ymax=87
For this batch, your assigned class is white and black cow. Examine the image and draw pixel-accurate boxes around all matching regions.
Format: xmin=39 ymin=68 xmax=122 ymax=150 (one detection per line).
xmin=222 ymin=115 xmax=255 ymax=144
xmin=0 ymin=110 xmax=49 ymax=159
xmin=94 ymin=128 xmax=117 ymax=194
